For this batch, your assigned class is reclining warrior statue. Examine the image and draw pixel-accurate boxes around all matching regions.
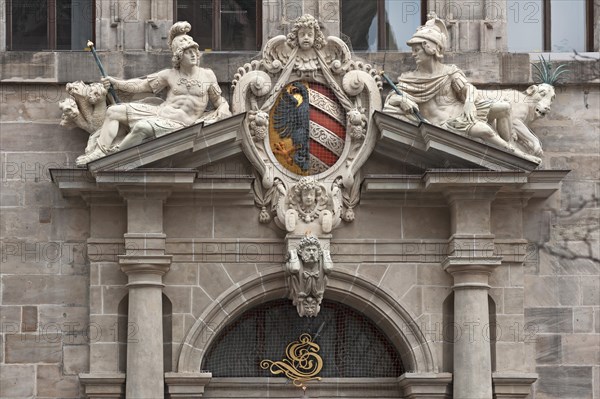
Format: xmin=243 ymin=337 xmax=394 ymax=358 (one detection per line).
xmin=74 ymin=21 xmax=231 ymax=166
xmin=383 ymin=14 xmax=544 ymax=163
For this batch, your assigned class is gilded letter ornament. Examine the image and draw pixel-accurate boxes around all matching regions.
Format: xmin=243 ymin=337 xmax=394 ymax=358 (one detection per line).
xmin=260 ymin=333 xmax=323 ymax=390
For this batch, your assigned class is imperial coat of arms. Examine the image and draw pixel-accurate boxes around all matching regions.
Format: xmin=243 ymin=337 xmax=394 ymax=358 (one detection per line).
xmin=231 ymin=14 xmax=382 ymax=236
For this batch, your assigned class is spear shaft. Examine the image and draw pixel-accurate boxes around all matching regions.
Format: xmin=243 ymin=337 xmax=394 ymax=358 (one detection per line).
xmin=380 ymin=71 xmax=424 ymax=123
xmin=86 ymin=40 xmax=121 ymax=104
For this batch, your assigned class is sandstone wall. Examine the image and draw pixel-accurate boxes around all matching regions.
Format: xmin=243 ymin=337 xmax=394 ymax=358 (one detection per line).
xmin=1 ymin=50 xmax=598 ymax=398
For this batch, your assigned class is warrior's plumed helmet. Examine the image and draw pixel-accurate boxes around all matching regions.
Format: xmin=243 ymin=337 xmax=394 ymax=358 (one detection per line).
xmin=407 ymin=12 xmax=448 ymax=53
xmin=168 ymin=21 xmax=199 ymax=54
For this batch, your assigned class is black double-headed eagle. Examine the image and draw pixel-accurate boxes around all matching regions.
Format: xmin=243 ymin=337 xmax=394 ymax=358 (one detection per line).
xmin=273 ymin=82 xmax=311 ymax=171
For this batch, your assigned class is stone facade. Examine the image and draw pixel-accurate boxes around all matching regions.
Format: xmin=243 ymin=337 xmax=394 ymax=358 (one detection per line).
xmin=1 ymin=1 xmax=599 ymax=398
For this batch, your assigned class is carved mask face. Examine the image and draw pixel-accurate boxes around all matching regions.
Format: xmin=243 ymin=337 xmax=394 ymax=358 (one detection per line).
xmin=302 ymin=297 xmax=318 ymax=316
xmin=298 ymin=27 xmax=315 ymax=50
xmin=299 ymin=244 xmax=319 ymax=263
xmin=301 ymin=188 xmax=316 ymax=207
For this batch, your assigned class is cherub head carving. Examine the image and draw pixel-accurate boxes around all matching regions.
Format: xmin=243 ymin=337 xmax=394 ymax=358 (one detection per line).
xmin=293 ymin=176 xmax=323 ymax=211
xmin=286 ymin=14 xmax=326 ymax=50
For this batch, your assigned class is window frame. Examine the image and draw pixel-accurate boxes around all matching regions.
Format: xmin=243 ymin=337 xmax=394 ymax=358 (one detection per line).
xmin=341 ymin=0 xmax=427 ymax=51
xmin=508 ymin=0 xmax=594 ymax=53
xmin=377 ymin=0 xmax=428 ymax=50
xmin=173 ymin=0 xmax=263 ymax=51
xmin=6 ymin=0 xmax=96 ymax=51
xmin=545 ymin=0 xmax=595 ymax=52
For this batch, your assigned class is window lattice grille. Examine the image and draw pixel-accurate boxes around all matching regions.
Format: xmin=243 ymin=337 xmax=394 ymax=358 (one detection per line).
xmin=202 ymin=299 xmax=405 ymax=377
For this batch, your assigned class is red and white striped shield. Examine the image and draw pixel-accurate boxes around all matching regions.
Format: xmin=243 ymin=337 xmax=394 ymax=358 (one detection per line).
xmin=270 ymin=82 xmax=346 ymax=176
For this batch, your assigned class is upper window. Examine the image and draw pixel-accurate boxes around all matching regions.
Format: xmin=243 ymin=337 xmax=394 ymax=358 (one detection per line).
xmin=341 ymin=0 xmax=425 ymax=51
xmin=7 ymin=0 xmax=94 ymax=50
xmin=507 ymin=0 xmax=593 ymax=52
xmin=174 ymin=0 xmax=261 ymax=51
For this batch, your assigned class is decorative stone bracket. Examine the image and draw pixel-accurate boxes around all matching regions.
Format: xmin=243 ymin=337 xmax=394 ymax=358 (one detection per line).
xmin=284 ymin=234 xmax=332 ymax=317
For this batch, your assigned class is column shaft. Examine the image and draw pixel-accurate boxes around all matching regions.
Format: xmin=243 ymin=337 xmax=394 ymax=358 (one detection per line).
xmin=453 ymin=286 xmax=492 ymax=398
xmin=126 ymin=281 xmax=165 ymax=398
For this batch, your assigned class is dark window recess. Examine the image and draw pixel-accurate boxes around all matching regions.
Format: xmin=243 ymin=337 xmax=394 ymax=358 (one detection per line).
xmin=341 ymin=0 xmax=425 ymax=51
xmin=202 ymin=299 xmax=405 ymax=377
xmin=175 ymin=0 xmax=261 ymax=51
xmin=8 ymin=0 xmax=93 ymax=50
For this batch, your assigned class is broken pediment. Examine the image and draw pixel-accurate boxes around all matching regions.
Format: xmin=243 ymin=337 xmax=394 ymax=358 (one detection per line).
xmin=372 ymin=111 xmax=540 ymax=173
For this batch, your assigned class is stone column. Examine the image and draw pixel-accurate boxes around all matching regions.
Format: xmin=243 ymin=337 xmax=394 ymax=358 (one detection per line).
xmin=443 ymin=189 xmax=502 ymax=399
xmin=118 ymin=190 xmax=172 ymax=399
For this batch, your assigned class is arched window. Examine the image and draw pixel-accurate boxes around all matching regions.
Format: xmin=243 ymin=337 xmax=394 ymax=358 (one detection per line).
xmin=202 ymin=299 xmax=404 ymax=377
xmin=174 ymin=0 xmax=262 ymax=51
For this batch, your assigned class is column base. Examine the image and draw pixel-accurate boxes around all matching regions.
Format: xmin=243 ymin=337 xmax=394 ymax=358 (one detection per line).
xmin=492 ymin=372 xmax=538 ymax=399
xmin=165 ymin=372 xmax=212 ymax=398
xmin=397 ymin=373 xmax=453 ymax=398
xmin=79 ymin=373 xmax=126 ymax=399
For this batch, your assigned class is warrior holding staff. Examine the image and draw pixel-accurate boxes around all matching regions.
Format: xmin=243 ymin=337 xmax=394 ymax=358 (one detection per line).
xmin=77 ymin=21 xmax=231 ymax=165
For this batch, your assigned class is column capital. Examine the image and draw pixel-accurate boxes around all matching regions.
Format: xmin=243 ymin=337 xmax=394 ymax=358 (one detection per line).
xmin=443 ymin=256 xmax=502 ymax=289
xmin=119 ymin=255 xmax=172 ymax=287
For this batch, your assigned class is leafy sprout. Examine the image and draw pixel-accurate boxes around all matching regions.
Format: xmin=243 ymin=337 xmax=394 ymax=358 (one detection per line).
xmin=532 ymin=55 xmax=569 ymax=85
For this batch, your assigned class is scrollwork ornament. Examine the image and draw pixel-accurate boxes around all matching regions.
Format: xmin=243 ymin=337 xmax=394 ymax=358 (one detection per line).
xmin=260 ymin=333 xmax=323 ymax=390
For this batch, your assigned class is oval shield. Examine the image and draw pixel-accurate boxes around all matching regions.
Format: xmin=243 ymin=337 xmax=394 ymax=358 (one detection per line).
xmin=270 ymin=82 xmax=346 ymax=176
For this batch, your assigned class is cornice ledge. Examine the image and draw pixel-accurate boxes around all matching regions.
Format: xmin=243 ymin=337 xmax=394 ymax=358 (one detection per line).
xmin=96 ymin=168 xmax=197 ymax=187
xmin=521 ymin=169 xmax=571 ymax=198
xmin=425 ymin=170 xmax=528 ymax=189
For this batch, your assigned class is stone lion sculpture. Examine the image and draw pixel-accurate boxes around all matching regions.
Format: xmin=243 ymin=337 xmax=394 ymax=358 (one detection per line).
xmin=478 ymin=83 xmax=556 ymax=157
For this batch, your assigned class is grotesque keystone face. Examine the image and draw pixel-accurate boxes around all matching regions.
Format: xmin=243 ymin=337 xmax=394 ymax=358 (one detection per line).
xmin=302 ymin=297 xmax=318 ymax=316
xmin=300 ymin=244 xmax=319 ymax=263
xmin=298 ymin=27 xmax=315 ymax=50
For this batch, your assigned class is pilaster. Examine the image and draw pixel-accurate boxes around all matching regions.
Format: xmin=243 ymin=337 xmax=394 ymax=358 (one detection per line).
xmin=118 ymin=188 xmax=172 ymax=399
xmin=443 ymin=188 xmax=500 ymax=399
